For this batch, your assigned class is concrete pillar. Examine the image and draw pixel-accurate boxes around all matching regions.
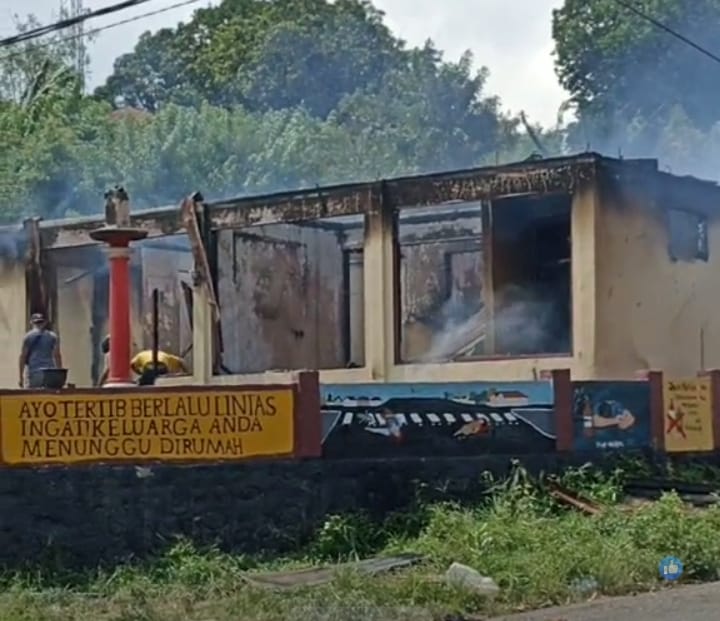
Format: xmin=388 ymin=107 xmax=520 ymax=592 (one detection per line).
xmin=570 ymin=185 xmax=599 ymax=379
xmin=363 ymin=205 xmax=396 ymax=380
xmin=192 ymin=283 xmax=213 ymax=384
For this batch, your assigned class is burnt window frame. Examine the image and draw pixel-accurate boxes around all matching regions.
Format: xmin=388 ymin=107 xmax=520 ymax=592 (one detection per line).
xmin=666 ymin=208 xmax=708 ymax=263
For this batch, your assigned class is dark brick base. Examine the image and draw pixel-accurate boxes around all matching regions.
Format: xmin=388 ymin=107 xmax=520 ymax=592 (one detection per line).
xmin=0 ymin=450 xmax=674 ymax=570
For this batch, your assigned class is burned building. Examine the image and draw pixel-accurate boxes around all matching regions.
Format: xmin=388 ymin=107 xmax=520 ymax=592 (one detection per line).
xmin=0 ymin=152 xmax=717 ymax=388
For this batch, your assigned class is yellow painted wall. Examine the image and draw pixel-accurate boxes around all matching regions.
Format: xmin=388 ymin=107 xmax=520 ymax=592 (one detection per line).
xmin=569 ymin=184 xmax=598 ymax=380
xmin=0 ymin=259 xmax=27 ymax=388
xmin=593 ymin=188 xmax=720 ymax=378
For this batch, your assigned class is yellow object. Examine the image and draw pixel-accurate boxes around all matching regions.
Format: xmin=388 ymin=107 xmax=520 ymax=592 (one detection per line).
xmin=0 ymin=388 xmax=295 ymax=465
xmin=663 ymin=377 xmax=714 ymax=453
xmin=131 ymin=350 xmax=187 ymax=375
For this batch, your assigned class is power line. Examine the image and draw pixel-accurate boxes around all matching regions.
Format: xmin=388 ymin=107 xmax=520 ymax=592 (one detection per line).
xmin=0 ymin=0 xmax=158 ymax=48
xmin=69 ymin=0 xmax=87 ymax=87
xmin=0 ymin=0 xmax=201 ymax=62
xmin=611 ymin=0 xmax=720 ymax=66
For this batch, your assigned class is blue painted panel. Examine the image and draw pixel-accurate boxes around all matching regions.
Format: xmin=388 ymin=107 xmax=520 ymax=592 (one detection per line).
xmin=572 ymin=381 xmax=651 ymax=451
xmin=321 ymin=381 xmax=555 ymax=458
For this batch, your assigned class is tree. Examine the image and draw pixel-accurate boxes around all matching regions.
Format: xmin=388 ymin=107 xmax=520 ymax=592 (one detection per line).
xmin=96 ymin=0 xmax=401 ymax=115
xmin=0 ymin=82 xmax=111 ymax=221
xmin=0 ymin=2 xmax=95 ymax=103
xmin=93 ymin=28 xmax=200 ymax=112
xmin=0 ymin=2 xmax=107 ymax=221
xmin=553 ymin=0 xmax=720 ymax=150
xmin=332 ymin=46 xmax=517 ymax=173
xmin=236 ymin=8 xmax=400 ymax=118
xmin=0 ymin=2 xmax=564 ymax=223
xmin=70 ymin=103 xmax=388 ymax=210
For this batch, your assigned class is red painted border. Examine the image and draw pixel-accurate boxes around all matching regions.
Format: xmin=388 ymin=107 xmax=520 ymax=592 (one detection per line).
xmin=711 ymin=371 xmax=720 ymax=452
xmin=294 ymin=371 xmax=322 ymax=458
xmin=552 ymin=369 xmax=573 ymax=452
xmin=699 ymin=369 xmax=720 ymax=451
xmin=648 ymin=371 xmax=664 ymax=452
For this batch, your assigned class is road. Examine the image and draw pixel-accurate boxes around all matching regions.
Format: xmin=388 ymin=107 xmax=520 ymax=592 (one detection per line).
xmin=491 ymin=582 xmax=720 ymax=621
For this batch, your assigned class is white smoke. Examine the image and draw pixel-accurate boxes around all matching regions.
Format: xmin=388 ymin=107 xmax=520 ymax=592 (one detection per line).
xmin=416 ymin=284 xmax=568 ymax=362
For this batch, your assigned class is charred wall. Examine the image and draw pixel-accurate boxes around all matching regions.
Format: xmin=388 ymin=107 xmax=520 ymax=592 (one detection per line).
xmin=0 ymin=259 xmax=27 ymax=388
xmin=50 ymin=236 xmax=193 ymax=386
xmin=594 ymin=182 xmax=720 ymax=377
xmin=139 ymin=242 xmax=193 ymax=363
xmin=217 ymin=223 xmax=347 ymax=374
xmin=398 ymin=205 xmax=484 ymax=363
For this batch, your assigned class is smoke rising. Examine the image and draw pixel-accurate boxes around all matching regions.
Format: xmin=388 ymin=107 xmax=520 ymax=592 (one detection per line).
xmin=417 ymin=284 xmax=571 ymax=363
xmin=557 ymin=4 xmax=720 ymax=182
xmin=0 ymin=228 xmax=25 ymax=262
xmin=1 ymin=0 xmax=547 ymax=224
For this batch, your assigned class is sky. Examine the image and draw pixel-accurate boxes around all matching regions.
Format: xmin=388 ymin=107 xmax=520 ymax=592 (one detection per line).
xmin=0 ymin=0 xmax=568 ymax=127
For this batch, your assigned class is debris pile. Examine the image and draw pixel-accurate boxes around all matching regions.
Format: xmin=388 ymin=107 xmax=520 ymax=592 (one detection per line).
xmin=623 ymin=478 xmax=719 ymax=507
xmin=547 ymin=477 xmax=720 ymax=516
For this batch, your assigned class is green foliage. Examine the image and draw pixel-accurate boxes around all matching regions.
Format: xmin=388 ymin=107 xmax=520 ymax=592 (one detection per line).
xmin=553 ymin=0 xmax=720 ymax=152
xmin=3 ymin=462 xmax=720 ymax=620
xmin=310 ymin=513 xmax=385 ymax=560
xmin=553 ymin=462 xmax=626 ymax=504
xmin=0 ymin=88 xmax=538 ymax=223
xmin=0 ymin=0 xmax=566 ymax=223
xmin=333 ymin=46 xmax=515 ymax=173
xmin=96 ymin=0 xmax=403 ymax=115
xmin=0 ymin=2 xmax=94 ymax=104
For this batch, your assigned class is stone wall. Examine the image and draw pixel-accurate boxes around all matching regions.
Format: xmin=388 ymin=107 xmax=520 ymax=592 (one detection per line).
xmin=0 ymin=455 xmax=576 ymax=570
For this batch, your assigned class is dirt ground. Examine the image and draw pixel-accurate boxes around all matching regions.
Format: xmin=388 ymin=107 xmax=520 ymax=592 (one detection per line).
xmin=491 ymin=581 xmax=720 ymax=621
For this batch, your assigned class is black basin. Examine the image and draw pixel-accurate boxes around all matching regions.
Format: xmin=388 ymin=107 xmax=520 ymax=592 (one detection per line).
xmin=39 ymin=368 xmax=68 ymax=390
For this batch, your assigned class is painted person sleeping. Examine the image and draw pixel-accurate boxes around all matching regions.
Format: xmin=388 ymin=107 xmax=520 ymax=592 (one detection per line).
xmin=97 ymin=335 xmax=188 ymax=386
xmin=592 ymin=399 xmax=636 ymax=431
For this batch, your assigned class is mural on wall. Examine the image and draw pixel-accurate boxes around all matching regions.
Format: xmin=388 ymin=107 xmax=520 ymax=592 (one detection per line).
xmin=321 ymin=382 xmax=555 ymax=458
xmin=572 ymin=381 xmax=651 ymax=451
xmin=663 ymin=378 xmax=714 ymax=453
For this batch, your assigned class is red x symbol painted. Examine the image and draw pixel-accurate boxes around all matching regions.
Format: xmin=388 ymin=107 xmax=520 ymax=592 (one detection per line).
xmin=667 ymin=409 xmax=686 ymax=439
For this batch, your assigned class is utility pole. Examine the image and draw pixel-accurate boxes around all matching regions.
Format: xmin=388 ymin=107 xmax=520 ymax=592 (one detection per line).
xmin=67 ymin=0 xmax=86 ymax=89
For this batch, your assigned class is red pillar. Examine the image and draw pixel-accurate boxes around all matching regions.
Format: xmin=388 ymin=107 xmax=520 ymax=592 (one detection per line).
xmin=107 ymin=245 xmax=133 ymax=385
xmin=90 ymin=222 xmax=147 ymax=387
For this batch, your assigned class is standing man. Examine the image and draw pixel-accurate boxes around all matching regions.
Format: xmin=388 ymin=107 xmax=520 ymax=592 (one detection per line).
xmin=18 ymin=313 xmax=62 ymax=388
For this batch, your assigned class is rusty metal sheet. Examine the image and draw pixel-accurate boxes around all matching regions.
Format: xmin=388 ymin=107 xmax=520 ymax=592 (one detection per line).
xmin=243 ymin=553 xmax=423 ymax=589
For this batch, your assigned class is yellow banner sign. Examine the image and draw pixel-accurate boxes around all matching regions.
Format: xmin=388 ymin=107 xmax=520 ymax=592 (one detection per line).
xmin=0 ymin=388 xmax=294 ymax=465
xmin=663 ymin=378 xmax=714 ymax=452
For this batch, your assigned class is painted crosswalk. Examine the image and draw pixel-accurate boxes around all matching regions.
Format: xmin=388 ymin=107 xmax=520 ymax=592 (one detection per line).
xmin=325 ymin=409 xmax=521 ymax=427
xmin=321 ymin=404 xmax=557 ymax=444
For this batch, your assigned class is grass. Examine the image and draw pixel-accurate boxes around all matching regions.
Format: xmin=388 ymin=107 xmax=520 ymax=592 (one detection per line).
xmin=3 ymin=460 xmax=720 ymax=620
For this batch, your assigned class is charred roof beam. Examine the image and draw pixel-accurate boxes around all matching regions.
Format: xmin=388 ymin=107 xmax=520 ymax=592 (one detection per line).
xmin=21 ymin=153 xmax=660 ymax=250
